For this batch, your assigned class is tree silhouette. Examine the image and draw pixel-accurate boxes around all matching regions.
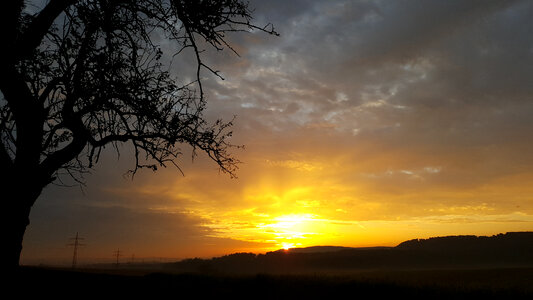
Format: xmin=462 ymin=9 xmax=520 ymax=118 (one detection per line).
xmin=0 ymin=0 xmax=277 ymax=268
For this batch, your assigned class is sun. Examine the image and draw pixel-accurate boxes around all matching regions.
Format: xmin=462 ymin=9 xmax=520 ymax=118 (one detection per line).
xmin=259 ymin=213 xmax=318 ymax=249
xmin=281 ymin=242 xmax=295 ymax=250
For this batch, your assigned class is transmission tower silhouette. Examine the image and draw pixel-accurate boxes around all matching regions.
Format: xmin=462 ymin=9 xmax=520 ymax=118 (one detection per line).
xmin=113 ymin=248 xmax=122 ymax=267
xmin=67 ymin=232 xmax=85 ymax=269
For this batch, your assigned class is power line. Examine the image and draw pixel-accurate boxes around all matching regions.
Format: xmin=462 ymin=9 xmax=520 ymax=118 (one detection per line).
xmin=67 ymin=232 xmax=85 ymax=269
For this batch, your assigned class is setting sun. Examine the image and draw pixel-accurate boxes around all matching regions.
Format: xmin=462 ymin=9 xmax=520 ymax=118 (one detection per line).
xmin=261 ymin=214 xmax=317 ymax=249
xmin=281 ymin=243 xmax=295 ymax=250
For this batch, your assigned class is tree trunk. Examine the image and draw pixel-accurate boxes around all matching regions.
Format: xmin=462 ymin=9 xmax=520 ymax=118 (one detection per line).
xmin=3 ymin=180 xmax=43 ymax=270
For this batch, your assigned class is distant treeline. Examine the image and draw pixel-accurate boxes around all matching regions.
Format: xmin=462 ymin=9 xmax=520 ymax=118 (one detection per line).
xmin=164 ymin=232 xmax=533 ymax=274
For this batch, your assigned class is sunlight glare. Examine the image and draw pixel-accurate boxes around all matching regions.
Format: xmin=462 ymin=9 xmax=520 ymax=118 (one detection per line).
xmin=260 ymin=213 xmax=318 ymax=249
xmin=281 ymin=242 xmax=295 ymax=250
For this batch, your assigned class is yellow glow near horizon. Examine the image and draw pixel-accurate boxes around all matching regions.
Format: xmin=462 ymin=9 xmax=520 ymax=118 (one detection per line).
xmin=260 ymin=213 xmax=316 ymax=249
xmin=93 ymin=156 xmax=533 ymax=260
xmin=281 ymin=242 xmax=295 ymax=250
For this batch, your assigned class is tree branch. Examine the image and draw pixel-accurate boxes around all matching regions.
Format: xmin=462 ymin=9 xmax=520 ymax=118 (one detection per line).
xmin=0 ymin=140 xmax=14 ymax=171
xmin=15 ymin=0 xmax=78 ymax=60
xmin=40 ymin=132 xmax=87 ymax=178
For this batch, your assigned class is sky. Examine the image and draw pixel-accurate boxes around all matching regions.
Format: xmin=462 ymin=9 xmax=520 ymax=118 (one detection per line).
xmin=21 ymin=0 xmax=533 ymax=266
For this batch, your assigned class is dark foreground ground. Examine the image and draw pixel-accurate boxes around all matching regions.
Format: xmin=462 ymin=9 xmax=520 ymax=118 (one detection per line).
xmin=9 ymin=266 xmax=533 ymax=299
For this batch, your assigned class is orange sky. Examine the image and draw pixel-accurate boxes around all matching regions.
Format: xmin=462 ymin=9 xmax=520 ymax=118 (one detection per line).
xmin=21 ymin=0 xmax=533 ymax=266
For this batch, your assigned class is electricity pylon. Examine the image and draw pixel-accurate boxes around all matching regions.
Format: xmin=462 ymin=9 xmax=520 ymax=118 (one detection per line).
xmin=67 ymin=232 xmax=85 ymax=269
xmin=113 ymin=248 xmax=122 ymax=267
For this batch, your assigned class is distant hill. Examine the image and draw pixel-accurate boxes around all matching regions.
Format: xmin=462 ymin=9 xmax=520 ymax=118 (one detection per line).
xmin=397 ymin=232 xmax=533 ymax=252
xmin=164 ymin=232 xmax=533 ymax=274
xmin=273 ymin=246 xmax=359 ymax=253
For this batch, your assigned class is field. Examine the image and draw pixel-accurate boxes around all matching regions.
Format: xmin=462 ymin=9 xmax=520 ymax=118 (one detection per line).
xmin=10 ymin=266 xmax=533 ymax=299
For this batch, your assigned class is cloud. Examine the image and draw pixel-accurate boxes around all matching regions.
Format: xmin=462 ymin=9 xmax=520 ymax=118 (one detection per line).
xmin=208 ymin=0 xmax=533 ymax=185
xmin=23 ymin=186 xmax=270 ymax=265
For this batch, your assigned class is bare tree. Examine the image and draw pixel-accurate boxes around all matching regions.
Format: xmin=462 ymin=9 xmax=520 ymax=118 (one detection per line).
xmin=0 ymin=0 xmax=277 ymax=268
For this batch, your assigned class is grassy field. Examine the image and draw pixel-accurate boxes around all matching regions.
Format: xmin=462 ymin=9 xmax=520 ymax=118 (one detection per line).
xmin=10 ymin=266 xmax=533 ymax=299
